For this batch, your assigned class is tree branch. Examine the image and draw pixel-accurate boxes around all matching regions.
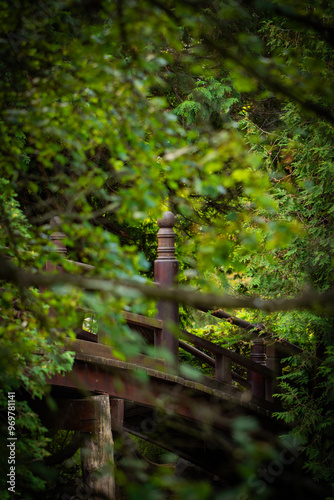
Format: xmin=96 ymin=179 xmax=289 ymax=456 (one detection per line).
xmin=44 ymin=431 xmax=81 ymax=466
xmin=201 ymin=34 xmax=334 ymax=125
xmin=1 ymin=257 xmax=333 ymax=314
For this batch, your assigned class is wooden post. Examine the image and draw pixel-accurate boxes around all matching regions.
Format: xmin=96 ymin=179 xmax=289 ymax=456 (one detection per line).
xmin=215 ymin=354 xmax=232 ymax=384
xmin=40 ymin=217 xmax=67 ymax=302
xmin=248 ymin=338 xmax=266 ymax=399
xmin=81 ymin=395 xmax=115 ymax=499
xmin=154 ymin=211 xmax=179 ymax=365
xmin=266 ymin=343 xmax=283 ymax=402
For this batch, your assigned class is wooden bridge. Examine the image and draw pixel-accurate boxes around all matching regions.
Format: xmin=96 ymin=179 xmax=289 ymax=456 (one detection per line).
xmin=35 ymin=212 xmax=307 ymax=498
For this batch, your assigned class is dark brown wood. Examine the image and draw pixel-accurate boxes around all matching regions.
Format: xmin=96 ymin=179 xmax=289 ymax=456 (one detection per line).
xmin=123 ymin=311 xmax=163 ymax=329
xmin=110 ymin=398 xmax=124 ymax=431
xmin=81 ymin=395 xmax=115 ymax=500
xmin=199 ymin=307 xmax=304 ymax=356
xmin=231 ymin=373 xmax=251 ymax=390
xmin=180 ymin=329 xmax=274 ymax=378
xmin=266 ymin=343 xmax=284 ymax=375
xmin=50 ymin=355 xmax=277 ymax=422
xmin=179 ymin=340 xmax=250 ymax=389
xmin=154 ymin=212 xmax=179 ymax=365
xmin=265 ymin=342 xmax=284 ymax=401
xmin=179 ymin=340 xmax=216 ymax=367
xmin=200 ymin=306 xmax=264 ymax=334
xmin=215 ymin=354 xmax=232 ymax=384
xmin=76 ymin=328 xmax=98 ymax=343
xmin=30 ymin=398 xmax=99 ymax=433
xmin=62 ymin=338 xmax=167 ymax=371
xmin=59 ymin=399 xmax=99 ymax=432
xmin=123 ymin=312 xmax=163 ymax=347
xmin=64 ymin=338 xmax=116 ymax=359
xmin=248 ymin=338 xmax=266 ymax=399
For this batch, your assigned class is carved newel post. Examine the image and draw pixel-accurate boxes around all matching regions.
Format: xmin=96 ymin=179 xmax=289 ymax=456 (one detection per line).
xmin=154 ymin=212 xmax=179 ymax=365
xmin=47 ymin=216 xmax=67 ymax=272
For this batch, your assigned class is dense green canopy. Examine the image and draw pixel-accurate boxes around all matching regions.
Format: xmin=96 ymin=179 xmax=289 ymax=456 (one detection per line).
xmin=1 ymin=1 xmax=334 ymax=498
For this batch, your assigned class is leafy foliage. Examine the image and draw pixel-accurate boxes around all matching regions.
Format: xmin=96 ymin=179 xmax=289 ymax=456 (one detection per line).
xmin=1 ymin=0 xmax=334 ymax=498
xmin=0 ymin=187 xmax=75 ymax=497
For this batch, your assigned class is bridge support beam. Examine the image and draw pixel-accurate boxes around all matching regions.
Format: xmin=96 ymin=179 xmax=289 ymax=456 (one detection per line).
xmin=81 ymin=394 xmax=115 ymax=500
xmin=154 ymin=212 xmax=179 ymax=366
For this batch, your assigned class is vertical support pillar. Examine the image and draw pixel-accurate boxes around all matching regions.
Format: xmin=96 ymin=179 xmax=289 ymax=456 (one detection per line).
xmin=154 ymin=211 xmax=179 ymax=365
xmin=266 ymin=343 xmax=283 ymax=402
xmin=248 ymin=338 xmax=266 ymax=399
xmin=81 ymin=395 xmax=115 ymax=500
xmin=109 ymin=398 xmax=124 ymax=432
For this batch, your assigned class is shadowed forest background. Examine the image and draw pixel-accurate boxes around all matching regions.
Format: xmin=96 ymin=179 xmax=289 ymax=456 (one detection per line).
xmin=1 ymin=0 xmax=334 ymax=498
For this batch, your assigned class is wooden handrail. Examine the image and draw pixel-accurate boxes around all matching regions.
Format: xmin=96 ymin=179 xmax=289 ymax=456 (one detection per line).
xmin=65 ymin=259 xmax=95 ymax=271
xmin=123 ymin=312 xmax=163 ymax=330
xmin=179 ymin=340 xmax=215 ymax=367
xmin=180 ymin=329 xmax=274 ymax=379
xmin=179 ymin=340 xmax=251 ymax=389
xmin=199 ymin=306 xmax=304 ymax=357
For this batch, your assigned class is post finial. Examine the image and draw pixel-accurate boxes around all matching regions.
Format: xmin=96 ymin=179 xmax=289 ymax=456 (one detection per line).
xmin=50 ymin=217 xmax=67 ymax=256
xmin=50 ymin=216 xmax=62 ymax=229
xmin=157 ymin=211 xmax=176 ymax=228
xmin=156 ymin=212 xmax=177 ymax=262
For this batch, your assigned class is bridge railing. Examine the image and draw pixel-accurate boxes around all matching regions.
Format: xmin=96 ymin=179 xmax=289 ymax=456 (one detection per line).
xmin=152 ymin=212 xmax=283 ymax=401
xmin=47 ymin=213 xmax=300 ymax=403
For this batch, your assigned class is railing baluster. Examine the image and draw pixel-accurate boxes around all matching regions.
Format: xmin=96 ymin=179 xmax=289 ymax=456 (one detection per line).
xmin=215 ymin=353 xmax=232 ymax=384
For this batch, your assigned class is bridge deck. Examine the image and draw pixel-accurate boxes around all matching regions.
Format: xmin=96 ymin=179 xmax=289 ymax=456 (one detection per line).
xmin=52 ymin=338 xmax=277 ymax=418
